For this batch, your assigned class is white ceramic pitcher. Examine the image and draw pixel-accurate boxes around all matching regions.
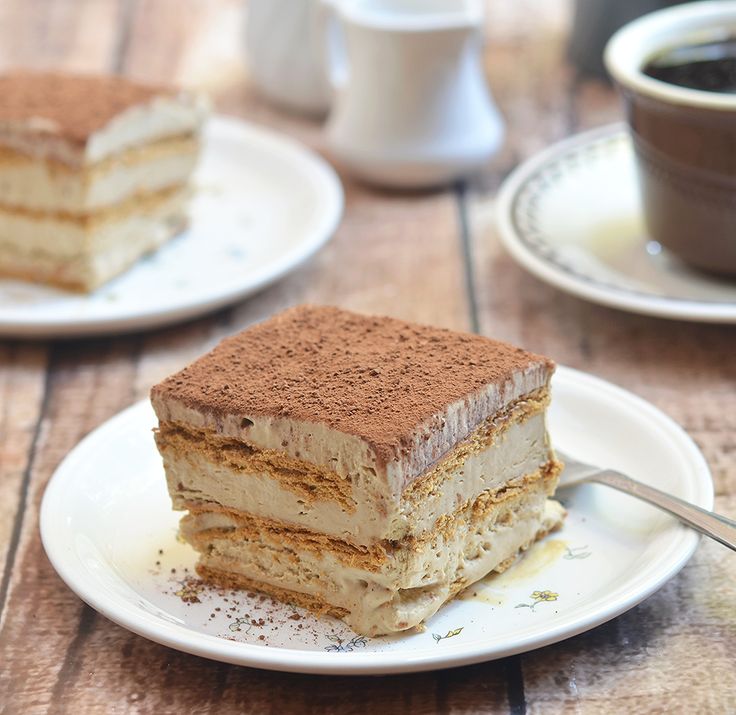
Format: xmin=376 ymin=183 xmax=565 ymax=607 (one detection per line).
xmin=323 ymin=0 xmax=505 ymax=188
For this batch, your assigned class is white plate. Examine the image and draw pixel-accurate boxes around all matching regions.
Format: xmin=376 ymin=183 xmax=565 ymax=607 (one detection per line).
xmin=496 ymin=123 xmax=736 ymax=323
xmin=40 ymin=366 xmax=712 ymax=675
xmin=0 ymin=116 xmax=343 ymax=337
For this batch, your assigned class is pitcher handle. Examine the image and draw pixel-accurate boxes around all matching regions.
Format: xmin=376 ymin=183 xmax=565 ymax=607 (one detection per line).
xmin=320 ymin=0 xmax=349 ymax=92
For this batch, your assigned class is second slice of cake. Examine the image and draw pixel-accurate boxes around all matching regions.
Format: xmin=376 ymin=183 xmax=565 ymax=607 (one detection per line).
xmin=0 ymin=72 xmax=207 ymax=291
xmin=151 ymin=306 xmax=564 ymax=636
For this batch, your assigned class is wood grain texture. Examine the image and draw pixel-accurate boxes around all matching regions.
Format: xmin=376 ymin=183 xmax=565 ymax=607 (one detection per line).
xmin=467 ymin=13 xmax=736 ymax=715
xmin=0 ymin=0 xmax=734 ymax=713
xmin=0 ymin=1 xmax=487 ymax=713
xmin=0 ymin=0 xmax=125 ymax=73
xmin=0 ymin=344 xmax=48 ymax=600
xmin=521 ymin=497 xmax=736 ymax=715
xmin=0 ymin=340 xmax=145 ymax=715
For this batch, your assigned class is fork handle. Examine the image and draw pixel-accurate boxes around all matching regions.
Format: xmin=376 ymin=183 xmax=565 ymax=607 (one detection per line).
xmin=591 ymin=470 xmax=736 ymax=551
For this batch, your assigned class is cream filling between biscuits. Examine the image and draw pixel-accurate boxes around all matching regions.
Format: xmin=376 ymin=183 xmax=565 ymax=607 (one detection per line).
xmin=0 ymin=187 xmax=188 ymax=289
xmin=159 ymin=412 xmax=554 ymax=543
xmin=151 ymin=376 xmax=552 ymax=497
xmin=184 ymin=488 xmax=564 ymax=636
xmin=0 ymin=138 xmax=198 ymax=211
xmin=0 ymin=185 xmax=187 ymax=256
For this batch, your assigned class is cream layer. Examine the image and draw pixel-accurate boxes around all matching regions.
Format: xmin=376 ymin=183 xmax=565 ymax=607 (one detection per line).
xmin=158 ymin=408 xmax=554 ymax=544
xmin=0 ymin=137 xmax=198 ymax=211
xmin=182 ymin=477 xmax=564 ymax=636
xmin=0 ymin=92 xmax=208 ymax=166
xmin=151 ymin=370 xmax=552 ymax=496
xmin=0 ymin=187 xmax=187 ymax=290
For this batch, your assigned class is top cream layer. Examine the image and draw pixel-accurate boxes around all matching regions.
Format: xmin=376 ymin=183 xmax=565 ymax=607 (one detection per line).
xmin=160 ymin=409 xmax=554 ymax=543
xmin=151 ymin=363 xmax=550 ymax=503
xmin=150 ymin=307 xmax=556 ymax=470
xmin=0 ymin=94 xmax=208 ymax=166
xmin=151 ymin=306 xmax=556 ymax=514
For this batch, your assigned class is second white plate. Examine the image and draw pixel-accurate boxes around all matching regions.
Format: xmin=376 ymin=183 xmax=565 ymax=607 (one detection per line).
xmin=40 ymin=366 xmax=713 ymax=675
xmin=496 ymin=123 xmax=736 ymax=323
xmin=0 ymin=116 xmax=343 ymax=337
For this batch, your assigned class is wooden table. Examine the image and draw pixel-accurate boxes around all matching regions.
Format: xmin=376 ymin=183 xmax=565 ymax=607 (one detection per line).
xmin=1 ymin=2 xmax=734 ymax=713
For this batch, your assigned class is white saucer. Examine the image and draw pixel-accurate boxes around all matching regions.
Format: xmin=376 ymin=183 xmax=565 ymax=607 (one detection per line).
xmin=40 ymin=366 xmax=712 ymax=675
xmin=0 ymin=116 xmax=343 ymax=337
xmin=496 ymin=123 xmax=736 ymax=323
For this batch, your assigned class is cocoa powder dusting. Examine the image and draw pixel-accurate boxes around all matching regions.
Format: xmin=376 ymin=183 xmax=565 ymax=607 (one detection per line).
xmin=0 ymin=72 xmax=170 ymax=144
xmin=151 ymin=306 xmax=553 ymax=462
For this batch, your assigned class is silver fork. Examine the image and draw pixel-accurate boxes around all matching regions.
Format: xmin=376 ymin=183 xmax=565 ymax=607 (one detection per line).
xmin=555 ymin=449 xmax=736 ymax=551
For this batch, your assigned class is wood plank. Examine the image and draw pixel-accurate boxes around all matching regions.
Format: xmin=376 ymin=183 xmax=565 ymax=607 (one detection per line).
xmin=572 ymin=77 xmax=624 ymax=131
xmin=0 ymin=2 xmax=499 ymax=713
xmin=0 ymin=0 xmax=125 ymax=73
xmin=137 ymin=183 xmax=472 ymax=392
xmin=0 ymin=339 xmax=149 ymax=714
xmin=567 ymin=79 xmax=736 ymax=498
xmin=522 ymin=496 xmax=736 ymax=715
xmin=0 ymin=0 xmax=121 ymax=634
xmin=121 ymin=0 xmax=244 ymax=86
xmin=0 ymin=2 xmax=152 ymax=712
xmin=0 ymin=344 xmax=47 ymax=611
xmin=0 ymin=0 xmax=123 ymax=586
xmin=127 ymin=0 xmax=474 ymax=379
xmin=467 ymin=16 xmax=736 ymax=715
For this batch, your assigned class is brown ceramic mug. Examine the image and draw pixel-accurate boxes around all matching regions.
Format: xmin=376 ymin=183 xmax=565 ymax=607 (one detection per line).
xmin=605 ymin=2 xmax=736 ymax=276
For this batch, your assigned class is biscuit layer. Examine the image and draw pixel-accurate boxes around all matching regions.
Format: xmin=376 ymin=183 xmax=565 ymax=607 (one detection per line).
xmin=184 ymin=466 xmax=564 ymax=635
xmin=156 ymin=389 xmax=553 ymax=543
xmin=0 ymin=135 xmax=198 ymax=212
xmin=150 ymin=306 xmax=555 ymax=482
xmin=0 ymin=185 xmax=187 ymax=291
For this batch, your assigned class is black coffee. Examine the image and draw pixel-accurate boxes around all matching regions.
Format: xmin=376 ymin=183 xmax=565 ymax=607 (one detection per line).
xmin=643 ymin=36 xmax=736 ymax=93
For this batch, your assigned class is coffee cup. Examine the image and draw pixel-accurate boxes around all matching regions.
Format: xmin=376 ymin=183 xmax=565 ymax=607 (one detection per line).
xmin=605 ymin=2 xmax=736 ymax=276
